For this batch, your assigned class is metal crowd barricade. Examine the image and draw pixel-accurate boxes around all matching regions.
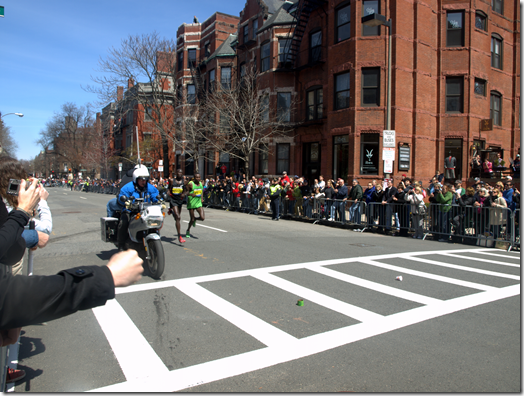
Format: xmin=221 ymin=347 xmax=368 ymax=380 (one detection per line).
xmin=510 ymin=208 xmax=520 ymax=251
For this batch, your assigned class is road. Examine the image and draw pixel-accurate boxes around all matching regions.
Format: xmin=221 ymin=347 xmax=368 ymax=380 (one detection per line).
xmin=8 ymin=187 xmax=521 ymax=392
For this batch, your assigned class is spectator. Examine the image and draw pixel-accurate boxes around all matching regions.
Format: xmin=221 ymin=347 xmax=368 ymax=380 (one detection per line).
xmin=434 ymin=183 xmax=453 ymax=241
xmin=502 ymin=182 xmax=516 ymax=211
xmin=406 ymin=186 xmax=426 ymax=239
xmin=269 ymin=178 xmax=282 ymax=221
xmin=483 ymin=157 xmax=493 ymax=177
xmin=293 ymin=181 xmax=303 ymax=216
xmin=348 ymin=179 xmax=363 ymax=225
xmin=323 ymin=180 xmax=336 ymax=221
xmin=318 ymin=175 xmax=325 ymax=190
xmin=490 ymin=188 xmax=507 ymax=240
xmin=334 ymin=178 xmax=348 ymax=223
xmin=392 ymin=181 xmax=409 ymax=237
xmin=371 ymin=183 xmax=384 ymax=229
xmin=281 ymin=171 xmax=290 ymax=185
xmin=382 ymin=179 xmax=397 ymax=233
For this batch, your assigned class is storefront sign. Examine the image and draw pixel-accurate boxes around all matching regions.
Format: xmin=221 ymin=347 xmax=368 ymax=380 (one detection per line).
xmin=398 ymin=144 xmax=410 ymax=171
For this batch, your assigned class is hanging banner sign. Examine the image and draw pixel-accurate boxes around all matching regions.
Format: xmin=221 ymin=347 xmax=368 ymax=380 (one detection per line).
xmin=384 ymin=159 xmax=393 ymax=173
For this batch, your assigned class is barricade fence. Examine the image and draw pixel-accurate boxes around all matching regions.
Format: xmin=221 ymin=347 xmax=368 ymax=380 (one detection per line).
xmin=56 ymin=184 xmax=520 ymax=250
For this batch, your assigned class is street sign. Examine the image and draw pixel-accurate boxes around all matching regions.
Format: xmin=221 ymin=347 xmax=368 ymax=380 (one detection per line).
xmin=382 ymin=147 xmax=395 ymax=160
xmin=159 ymin=160 xmax=163 ymax=166
xmin=383 ymin=130 xmax=395 ymax=148
xmin=384 ymin=159 xmax=393 ymax=173
xmin=158 ymin=166 xmax=164 ymax=172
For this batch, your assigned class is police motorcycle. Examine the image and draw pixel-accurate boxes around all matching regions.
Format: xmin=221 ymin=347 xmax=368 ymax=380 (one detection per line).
xmin=101 ymin=167 xmax=167 ymax=279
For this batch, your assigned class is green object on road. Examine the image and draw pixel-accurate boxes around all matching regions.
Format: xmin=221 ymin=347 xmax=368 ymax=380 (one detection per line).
xmin=297 ymin=299 xmax=304 ymax=306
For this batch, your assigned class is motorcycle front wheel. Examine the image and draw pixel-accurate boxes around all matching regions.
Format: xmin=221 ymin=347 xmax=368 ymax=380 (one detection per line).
xmin=146 ymin=239 xmax=165 ymax=279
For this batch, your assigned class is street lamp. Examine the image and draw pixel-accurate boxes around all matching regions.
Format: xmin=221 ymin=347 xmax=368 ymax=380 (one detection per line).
xmin=362 ymin=13 xmax=392 ymax=130
xmin=1 ymin=112 xmax=24 ymax=118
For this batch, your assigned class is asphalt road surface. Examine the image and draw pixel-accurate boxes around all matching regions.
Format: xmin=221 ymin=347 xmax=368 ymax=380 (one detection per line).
xmin=8 ymin=187 xmax=521 ymax=392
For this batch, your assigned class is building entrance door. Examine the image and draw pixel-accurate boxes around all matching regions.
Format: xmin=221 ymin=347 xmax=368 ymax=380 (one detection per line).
xmin=303 ymin=142 xmax=321 ymax=184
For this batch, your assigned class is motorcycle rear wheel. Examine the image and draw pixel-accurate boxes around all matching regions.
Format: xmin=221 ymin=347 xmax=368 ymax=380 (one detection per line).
xmin=146 ymin=239 xmax=165 ymax=279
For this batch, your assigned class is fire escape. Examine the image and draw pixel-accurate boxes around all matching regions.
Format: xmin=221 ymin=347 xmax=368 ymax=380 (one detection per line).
xmin=283 ymin=0 xmax=327 ymax=69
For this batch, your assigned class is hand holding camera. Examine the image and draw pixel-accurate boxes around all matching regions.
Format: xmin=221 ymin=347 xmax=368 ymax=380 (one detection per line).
xmin=16 ymin=179 xmax=42 ymax=214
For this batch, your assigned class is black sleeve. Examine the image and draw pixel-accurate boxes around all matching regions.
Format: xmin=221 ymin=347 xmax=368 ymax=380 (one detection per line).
xmin=0 ymin=203 xmax=29 ymax=265
xmin=0 ymin=265 xmax=115 ymax=330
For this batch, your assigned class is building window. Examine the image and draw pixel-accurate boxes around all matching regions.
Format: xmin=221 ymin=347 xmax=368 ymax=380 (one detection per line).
xmin=310 ymin=31 xmax=322 ymax=63
xmin=144 ymin=107 xmax=152 ymax=121
xmin=205 ymin=43 xmax=211 ymax=57
xmin=307 ymin=87 xmax=323 ymax=120
xmin=252 ymin=19 xmax=258 ymax=39
xmin=253 ymin=56 xmax=257 ymax=73
xmin=276 ymin=143 xmax=290 ymax=174
xmin=177 ymin=51 xmax=183 ymax=71
xmin=207 ymin=151 xmax=215 ymax=175
xmin=447 ymin=11 xmax=464 ymax=47
xmin=209 ymin=69 xmax=215 ymax=92
xmin=335 ymin=72 xmax=350 ymax=110
xmin=474 ymin=78 xmax=486 ymax=96
xmin=259 ymin=147 xmax=268 ymax=174
xmin=475 ymin=11 xmax=487 ymax=31
xmin=446 ymin=77 xmax=464 ymax=113
xmin=221 ymin=67 xmax=231 ymax=90
xmin=491 ymin=35 xmax=503 ymax=69
xmin=261 ymin=94 xmax=269 ymax=122
xmin=491 ymin=0 xmax=503 ymax=15
xmin=279 ymin=39 xmax=291 ymax=63
xmin=361 ymin=68 xmax=380 ymax=106
xmin=240 ymin=63 xmax=246 ymax=80
xmin=277 ymin=92 xmax=291 ymax=122
xmin=243 ymin=25 xmax=249 ymax=44
xmin=360 ymin=134 xmax=379 ymax=175
xmin=187 ymin=84 xmax=196 ymax=104
xmin=336 ymin=4 xmax=351 ymax=42
xmin=261 ymin=42 xmax=270 ymax=72
xmin=333 ymin=135 xmax=349 ymax=181
xmin=490 ymin=91 xmax=502 ymax=126
xmin=188 ymin=49 xmax=197 ymax=68
xmin=362 ymin=0 xmax=379 ymax=36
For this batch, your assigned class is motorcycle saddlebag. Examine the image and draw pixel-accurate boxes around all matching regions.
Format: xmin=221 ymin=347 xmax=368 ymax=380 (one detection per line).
xmin=101 ymin=217 xmax=119 ymax=243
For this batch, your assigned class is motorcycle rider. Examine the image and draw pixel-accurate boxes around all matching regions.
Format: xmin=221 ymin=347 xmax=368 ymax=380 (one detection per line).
xmin=116 ymin=165 xmax=159 ymax=251
xmin=167 ymin=168 xmax=187 ymax=244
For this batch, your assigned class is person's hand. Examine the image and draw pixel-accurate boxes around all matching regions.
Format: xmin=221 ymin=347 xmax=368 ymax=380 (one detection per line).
xmin=107 ymin=250 xmax=144 ymax=287
xmin=39 ymin=187 xmax=49 ymax=201
xmin=17 ymin=179 xmax=42 ymax=213
xmin=0 ymin=328 xmax=21 ymax=347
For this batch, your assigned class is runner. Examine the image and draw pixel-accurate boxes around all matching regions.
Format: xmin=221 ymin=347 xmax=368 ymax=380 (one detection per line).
xmin=186 ymin=173 xmax=205 ymax=238
xmin=167 ymin=169 xmax=187 ymax=243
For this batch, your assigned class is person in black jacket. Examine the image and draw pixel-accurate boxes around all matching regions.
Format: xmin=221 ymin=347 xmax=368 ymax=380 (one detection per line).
xmin=392 ymin=181 xmax=409 ymax=236
xmin=382 ymin=179 xmax=398 ymax=233
xmin=371 ymin=183 xmax=384 ymax=230
xmin=0 ymin=179 xmax=143 ymax=334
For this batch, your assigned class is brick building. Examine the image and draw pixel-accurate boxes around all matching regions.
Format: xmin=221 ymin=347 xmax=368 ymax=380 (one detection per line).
xmin=102 ymin=0 xmax=520 ymax=185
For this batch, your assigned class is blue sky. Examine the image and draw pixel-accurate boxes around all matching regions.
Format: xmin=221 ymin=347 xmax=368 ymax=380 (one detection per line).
xmin=1 ymin=0 xmax=246 ymax=160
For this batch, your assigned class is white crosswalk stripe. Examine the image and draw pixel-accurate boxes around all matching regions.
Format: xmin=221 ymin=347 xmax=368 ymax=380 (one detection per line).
xmin=90 ymin=248 xmax=520 ymax=392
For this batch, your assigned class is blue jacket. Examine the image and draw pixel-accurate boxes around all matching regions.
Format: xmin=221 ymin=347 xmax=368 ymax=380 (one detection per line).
xmin=118 ymin=181 xmax=159 ymax=212
xmin=502 ymin=188 xmax=515 ymax=211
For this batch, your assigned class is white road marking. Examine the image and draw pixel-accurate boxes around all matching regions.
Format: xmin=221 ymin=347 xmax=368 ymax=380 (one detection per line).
xmin=175 ymin=281 xmax=297 ymax=347
xmin=252 ymin=272 xmax=384 ymax=322
xmin=440 ymin=252 xmax=520 ymax=268
xmin=182 ymin=220 xmax=227 ymax=232
xmin=309 ymin=266 xmax=441 ymax=305
xmin=88 ymin=249 xmax=520 ymax=392
xmin=465 ymin=251 xmax=521 ymax=260
xmin=79 ymin=197 xmax=87 ymax=200
xmin=401 ymin=255 xmax=520 ymax=280
xmin=92 ymin=299 xmax=169 ymax=381
xmin=89 ymin=283 xmax=520 ymax=392
xmin=360 ymin=259 xmax=496 ymax=291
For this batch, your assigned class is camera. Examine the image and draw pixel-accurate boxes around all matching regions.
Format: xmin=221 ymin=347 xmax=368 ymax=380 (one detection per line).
xmin=7 ymin=179 xmax=23 ymax=196
xmin=7 ymin=179 xmax=35 ymax=196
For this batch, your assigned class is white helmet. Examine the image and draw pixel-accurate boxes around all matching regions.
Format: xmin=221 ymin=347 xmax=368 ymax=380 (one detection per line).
xmin=132 ymin=165 xmax=150 ymax=189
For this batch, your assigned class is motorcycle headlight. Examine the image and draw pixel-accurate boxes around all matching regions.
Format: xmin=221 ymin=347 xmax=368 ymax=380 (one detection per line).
xmin=147 ymin=218 xmax=163 ymax=227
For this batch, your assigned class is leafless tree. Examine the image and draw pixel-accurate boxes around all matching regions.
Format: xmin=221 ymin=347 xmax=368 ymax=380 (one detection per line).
xmin=0 ymin=113 xmax=19 ymax=157
xmin=199 ymin=64 xmax=297 ymax=179
xmin=85 ymin=32 xmax=178 ymax=177
xmin=36 ymin=103 xmax=97 ymax=175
